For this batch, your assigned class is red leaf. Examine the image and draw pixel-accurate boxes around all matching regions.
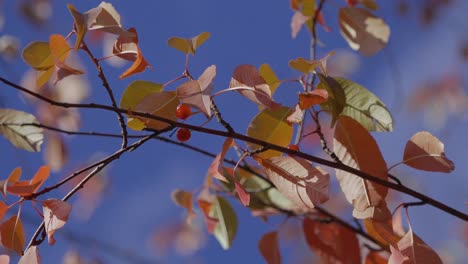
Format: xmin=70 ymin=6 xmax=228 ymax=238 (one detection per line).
xmin=7 ymin=166 xmax=50 ymax=196
xmin=0 ymin=201 xmax=8 ymax=222
xmin=298 ymin=89 xmax=329 ymax=110
xmin=42 ymin=199 xmax=72 ymax=245
xmin=258 ymin=232 xmax=281 ymax=264
xmin=303 ymin=218 xmax=361 ymax=263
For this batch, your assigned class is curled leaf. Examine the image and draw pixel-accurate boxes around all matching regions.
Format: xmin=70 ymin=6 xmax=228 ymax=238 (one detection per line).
xmin=403 ymin=131 xmax=455 ymax=172
xmin=43 ymin=199 xmax=72 ymax=245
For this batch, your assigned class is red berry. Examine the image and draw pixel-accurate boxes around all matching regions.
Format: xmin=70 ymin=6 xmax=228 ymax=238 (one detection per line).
xmin=176 ymin=104 xmax=192 ymax=120
xmin=177 ymin=128 xmax=191 ymax=142
xmin=288 ymin=144 xmax=300 ymax=151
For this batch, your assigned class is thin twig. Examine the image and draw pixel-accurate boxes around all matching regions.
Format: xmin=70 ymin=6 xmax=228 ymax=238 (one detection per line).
xmin=80 ymin=41 xmax=128 ymax=149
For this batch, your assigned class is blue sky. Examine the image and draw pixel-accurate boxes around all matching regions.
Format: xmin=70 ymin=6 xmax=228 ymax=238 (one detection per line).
xmin=0 ymin=0 xmax=467 ymax=263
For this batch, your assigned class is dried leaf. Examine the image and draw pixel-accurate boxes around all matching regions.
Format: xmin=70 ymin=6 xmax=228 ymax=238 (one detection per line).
xmin=256 ymin=156 xmax=329 ymax=209
xmin=207 ymin=138 xmax=234 ymax=183
xmin=0 ymin=109 xmax=44 ymax=152
xmin=43 ymin=199 xmax=72 ymax=245
xmin=403 ymin=131 xmax=455 ymax=172
xmin=258 ymin=232 xmax=281 ymax=264
xmin=393 ymin=227 xmax=443 ymax=264
xmin=333 ymin=116 xmax=388 ymax=218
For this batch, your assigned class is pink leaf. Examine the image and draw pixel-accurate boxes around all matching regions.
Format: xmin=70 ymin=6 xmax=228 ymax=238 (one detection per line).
xmin=19 ymin=246 xmax=41 ymax=264
xmin=42 ymin=199 xmax=72 ymax=245
xmin=291 ymin=11 xmax=310 ymax=39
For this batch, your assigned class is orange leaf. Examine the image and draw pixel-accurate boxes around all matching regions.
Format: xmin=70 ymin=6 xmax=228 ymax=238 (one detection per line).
xmin=0 ymin=216 xmax=25 ymax=255
xmin=197 ymin=199 xmax=218 ymax=234
xmin=365 ymin=251 xmax=388 ymax=264
xmin=6 ymin=166 xmax=49 ymax=196
xmin=1 ymin=167 xmax=22 ymax=198
xmin=298 ymin=89 xmax=329 ymax=110
xmin=303 ymin=217 xmax=361 ymax=263
xmin=43 ymin=199 xmax=72 ymax=245
xmin=171 ymin=189 xmax=196 ymax=221
xmin=258 ymin=232 xmax=281 ymax=264
xmin=0 ymin=201 xmax=8 ymax=222
xmin=119 ymin=46 xmax=151 ymax=79
xmin=206 ymin=138 xmax=234 ymax=183
xmin=403 ymin=131 xmax=455 ymax=173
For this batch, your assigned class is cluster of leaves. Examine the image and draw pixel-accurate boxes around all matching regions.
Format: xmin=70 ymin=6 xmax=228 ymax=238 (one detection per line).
xmin=0 ymin=0 xmax=462 ymax=263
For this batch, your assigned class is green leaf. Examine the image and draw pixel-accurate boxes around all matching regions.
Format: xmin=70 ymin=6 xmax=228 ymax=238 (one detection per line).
xmin=336 ymin=78 xmax=393 ymax=132
xmin=167 ymin=32 xmax=210 ymax=54
xmin=242 ymin=173 xmax=295 ymax=211
xmin=0 ymin=109 xmax=43 ymax=152
xmin=246 ymin=106 xmax=293 ymax=158
xmin=22 ymin=41 xmax=54 ymax=70
xmin=317 ymin=74 xmax=346 ymax=127
xmin=120 ymin=81 xmax=163 ymax=130
xmin=210 ymin=196 xmax=238 ymax=250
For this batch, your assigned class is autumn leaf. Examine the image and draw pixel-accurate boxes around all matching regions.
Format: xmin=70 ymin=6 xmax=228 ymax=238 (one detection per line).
xmin=229 ymin=64 xmax=280 ymax=109
xmin=68 ymin=2 xmax=134 ymax=50
xmin=259 ymin=64 xmax=280 ymax=96
xmin=391 ymin=227 xmax=443 ymax=263
xmin=255 ymin=156 xmax=329 ymax=210
xmin=246 ymin=106 xmax=293 ymax=159
xmin=258 ymin=232 xmax=281 ymax=264
xmin=289 ymin=52 xmax=334 ymax=76
xmin=365 ymin=251 xmax=388 ymax=264
xmin=0 ymin=109 xmax=44 ymax=152
xmin=6 ymin=165 xmax=50 ymax=196
xmin=114 ymin=28 xmax=152 ymax=79
xmin=167 ymin=32 xmax=210 ymax=54
xmin=339 ymin=7 xmax=390 ymax=56
xmin=176 ymin=65 xmax=216 ymax=118
xmin=209 ymin=196 xmax=238 ymax=250
xmin=303 ymin=217 xmax=361 ymax=264
xmin=403 ymin=131 xmax=455 ymax=172
xmin=333 ymin=116 xmax=388 ymax=218
xmin=171 ymin=189 xmax=196 ymax=221
xmin=22 ymin=41 xmax=54 ymax=70
xmin=42 ymin=199 xmax=72 ymax=245
xmin=197 ymin=199 xmax=219 ymax=234
xmin=291 ymin=11 xmax=310 ymax=39
xmin=49 ymin=34 xmax=84 ymax=84
xmin=298 ymin=89 xmax=329 ymax=110
xmin=286 ymin=104 xmax=303 ymax=124
xmin=132 ymin=91 xmax=179 ymax=130
xmin=0 ymin=216 xmax=25 ymax=255
xmin=316 ymin=74 xmax=346 ymax=126
xmin=0 ymin=201 xmax=8 ymax=223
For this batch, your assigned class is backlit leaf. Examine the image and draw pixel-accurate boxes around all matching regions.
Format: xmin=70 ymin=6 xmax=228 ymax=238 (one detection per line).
xmin=22 ymin=41 xmax=54 ymax=70
xmin=119 ymin=46 xmax=151 ymax=79
xmin=114 ymin=28 xmax=151 ymax=79
xmin=177 ymin=65 xmax=216 ymax=118
xmin=0 ymin=201 xmax=7 ymax=222
xmin=286 ymin=104 xmax=303 ymax=124
xmin=339 ymin=7 xmax=390 ymax=56
xmin=333 ymin=116 xmax=388 ymax=218
xmin=291 ymin=11 xmax=310 ymax=39
xmin=167 ymin=32 xmax=210 ymax=54
xmin=0 ymin=167 xmax=22 ymax=199
xmin=403 ymin=131 xmax=455 ymax=172
xmin=258 ymin=232 xmax=281 ymax=264
xmin=255 ymin=156 xmax=329 ymax=209
xmin=7 ymin=165 xmax=50 ymax=196
xmin=19 ymin=246 xmax=41 ymax=264
xmin=365 ymin=251 xmax=388 ymax=264
xmin=44 ymin=133 xmax=68 ymax=172
xmin=133 ymin=91 xmax=179 ymax=130
xmin=197 ymin=199 xmax=218 ymax=234
xmin=0 ymin=109 xmax=44 ymax=152
xmin=171 ymin=189 xmax=196 ymax=221
xmin=120 ymin=80 xmax=163 ymax=129
xmin=303 ymin=217 xmax=361 ymax=264
xmin=43 ymin=199 xmax=72 ymax=245
xmin=289 ymin=52 xmax=334 ymax=75
xmin=230 ymin=64 xmax=279 ymax=109
xmin=259 ymin=64 xmax=280 ymax=96
xmin=316 ymin=74 xmax=346 ymax=126
xmin=339 ymin=78 xmax=392 ymax=131
xmin=298 ymin=89 xmax=328 ymax=110
xmin=68 ymin=2 xmax=134 ymax=50
xmin=246 ymin=106 xmax=293 ymax=158
xmin=49 ymin=34 xmax=84 ymax=84
xmin=0 ymin=216 xmax=25 ymax=255
xmin=210 ymin=196 xmax=237 ymax=250
xmin=207 ymin=138 xmax=234 ymax=183
xmin=393 ymin=227 xmax=443 ymax=264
